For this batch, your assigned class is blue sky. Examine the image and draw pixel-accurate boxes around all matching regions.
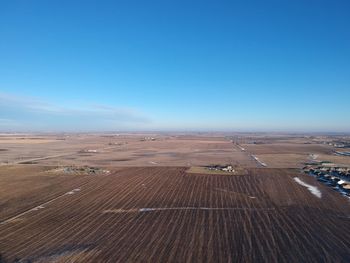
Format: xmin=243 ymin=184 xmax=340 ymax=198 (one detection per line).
xmin=0 ymin=0 xmax=349 ymax=132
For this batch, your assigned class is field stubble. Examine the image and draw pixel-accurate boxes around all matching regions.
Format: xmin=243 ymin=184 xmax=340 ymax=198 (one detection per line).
xmin=0 ymin=166 xmax=350 ymax=262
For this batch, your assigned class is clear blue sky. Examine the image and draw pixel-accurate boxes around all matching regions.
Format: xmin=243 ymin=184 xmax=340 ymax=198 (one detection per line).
xmin=0 ymin=0 xmax=349 ymax=132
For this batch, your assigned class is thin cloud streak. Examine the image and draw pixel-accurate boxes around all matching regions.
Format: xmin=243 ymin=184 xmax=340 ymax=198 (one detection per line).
xmin=0 ymin=92 xmax=151 ymax=131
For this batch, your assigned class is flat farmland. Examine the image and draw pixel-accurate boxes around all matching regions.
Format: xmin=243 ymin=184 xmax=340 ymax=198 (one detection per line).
xmin=0 ymin=165 xmax=91 ymax=222
xmin=1 ymin=166 xmax=350 ymax=262
xmin=240 ymin=141 xmax=335 ymax=168
xmin=4 ymin=133 xmax=349 ymax=169
xmin=0 ymin=134 xmax=257 ymax=167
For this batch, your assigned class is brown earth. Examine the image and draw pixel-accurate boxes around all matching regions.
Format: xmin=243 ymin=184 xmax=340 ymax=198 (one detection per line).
xmin=1 ymin=166 xmax=350 ymax=262
xmin=1 ymin=133 xmax=349 ymax=168
xmin=0 ymin=134 xmax=257 ymax=167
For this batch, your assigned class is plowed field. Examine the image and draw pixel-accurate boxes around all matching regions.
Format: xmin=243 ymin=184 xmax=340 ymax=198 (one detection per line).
xmin=1 ymin=167 xmax=350 ymax=262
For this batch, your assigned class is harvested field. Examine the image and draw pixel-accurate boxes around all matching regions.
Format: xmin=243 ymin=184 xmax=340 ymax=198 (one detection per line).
xmin=186 ymin=166 xmax=247 ymax=175
xmin=316 ymin=153 xmax=350 ymax=166
xmin=0 ymin=137 xmax=59 ymax=144
xmin=241 ymin=143 xmax=332 ymax=155
xmin=0 ymin=134 xmax=257 ymax=167
xmin=1 ymin=166 xmax=350 ymax=262
xmin=238 ymin=139 xmax=349 ymax=168
xmin=5 ymin=133 xmax=348 ymax=168
xmin=251 ymin=153 xmax=307 ymax=168
xmin=0 ymin=165 xmax=91 ymax=222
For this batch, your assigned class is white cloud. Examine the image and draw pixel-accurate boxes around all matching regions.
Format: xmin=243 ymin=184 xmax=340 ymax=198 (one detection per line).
xmin=0 ymin=92 xmax=151 ymax=131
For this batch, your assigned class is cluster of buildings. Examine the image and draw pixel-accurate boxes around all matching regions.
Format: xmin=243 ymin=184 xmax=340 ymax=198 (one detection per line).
xmin=62 ymin=166 xmax=110 ymax=175
xmin=205 ymin=165 xmax=235 ymax=173
xmin=334 ymin=151 xmax=350 ymax=157
xmin=303 ymin=166 xmax=350 ymax=197
xmin=322 ymin=140 xmax=350 ymax=148
xmin=140 ymin=137 xmax=156 ymax=141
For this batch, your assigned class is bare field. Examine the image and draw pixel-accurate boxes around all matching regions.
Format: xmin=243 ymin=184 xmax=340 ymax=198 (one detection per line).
xmin=186 ymin=166 xmax=248 ymax=175
xmin=0 ymin=165 xmax=92 ymax=222
xmin=316 ymin=153 xmax=350 ymax=166
xmin=0 ymin=139 xmax=59 ymax=144
xmin=238 ymin=137 xmax=349 ymax=168
xmin=249 ymin=153 xmax=311 ymax=168
xmin=1 ymin=133 xmax=350 ymax=262
xmin=1 ymin=166 xmax=350 ymax=262
xmin=241 ymin=143 xmax=332 ymax=155
xmin=2 ymin=133 xmax=348 ymax=168
xmin=0 ymin=134 xmax=257 ymax=167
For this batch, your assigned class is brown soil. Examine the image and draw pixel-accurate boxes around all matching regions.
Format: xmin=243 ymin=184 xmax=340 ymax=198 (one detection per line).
xmin=1 ymin=166 xmax=349 ymax=262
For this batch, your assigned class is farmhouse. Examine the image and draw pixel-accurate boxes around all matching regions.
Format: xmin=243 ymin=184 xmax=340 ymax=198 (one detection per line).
xmin=222 ymin=165 xmax=234 ymax=172
xmin=205 ymin=165 xmax=235 ymax=173
xmin=337 ymin=180 xmax=348 ymax=186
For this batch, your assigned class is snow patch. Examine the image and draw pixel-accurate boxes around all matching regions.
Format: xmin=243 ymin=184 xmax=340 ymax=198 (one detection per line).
xmin=138 ymin=207 xmax=275 ymax=212
xmin=31 ymin=205 xmax=45 ymax=211
xmin=103 ymin=209 xmax=139 ymax=213
xmin=237 ymin=145 xmax=245 ymax=151
xmin=294 ymin=177 xmax=322 ymax=198
xmin=251 ymin=155 xmax=267 ymax=167
xmin=65 ymin=188 xmax=81 ymax=195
